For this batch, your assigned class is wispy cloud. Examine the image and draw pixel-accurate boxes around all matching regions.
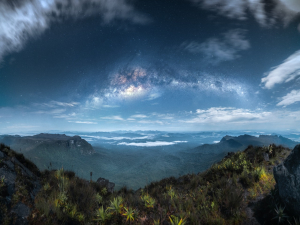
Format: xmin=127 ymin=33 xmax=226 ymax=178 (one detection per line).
xmin=34 ymin=101 xmax=79 ymax=108
xmin=277 ymin=90 xmax=300 ymax=107
xmin=182 ymin=29 xmax=250 ymax=64
xmin=35 ymin=108 xmax=66 ymax=115
xmin=131 ymin=114 xmax=148 ymax=118
xmin=189 ymin=0 xmax=268 ymax=25
xmin=0 ymin=0 xmax=150 ymax=61
xmin=261 ymin=50 xmax=300 ymax=89
xmin=138 ymin=120 xmax=164 ymax=125
xmin=103 ymin=105 xmax=120 ymax=108
xmin=100 ymin=116 xmax=124 ymax=121
xmin=189 ymin=0 xmax=300 ymax=27
xmin=68 ymin=121 xmax=97 ymax=124
xmin=184 ymin=107 xmax=271 ymax=124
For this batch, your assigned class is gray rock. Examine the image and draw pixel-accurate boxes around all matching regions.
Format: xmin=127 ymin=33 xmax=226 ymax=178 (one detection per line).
xmin=107 ymin=182 xmax=115 ymax=193
xmin=96 ymin=177 xmax=115 ymax=193
xmin=273 ymin=144 xmax=300 ymax=216
xmin=11 ymin=202 xmax=31 ymax=225
xmin=263 ymin=153 xmax=269 ymax=161
xmin=3 ymin=160 xmax=14 ymax=171
xmin=97 ymin=177 xmax=109 ymax=186
xmin=0 ymin=151 xmax=5 ymax=158
xmin=0 ymin=167 xmax=16 ymax=196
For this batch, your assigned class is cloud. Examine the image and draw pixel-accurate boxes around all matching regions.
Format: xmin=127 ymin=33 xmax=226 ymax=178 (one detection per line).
xmin=274 ymin=0 xmax=300 ymax=26
xmin=131 ymin=114 xmax=148 ymax=118
xmin=184 ymin=107 xmax=271 ymax=123
xmin=35 ymin=101 xmax=79 ymax=108
xmin=182 ymin=29 xmax=250 ymax=64
xmin=138 ymin=120 xmax=164 ymax=125
xmin=100 ymin=115 xmax=124 ymax=121
xmin=68 ymin=121 xmax=97 ymax=124
xmin=261 ymin=50 xmax=300 ymax=89
xmin=95 ymin=136 xmax=149 ymax=140
xmin=189 ymin=0 xmax=300 ymax=27
xmin=102 ymin=105 xmax=120 ymax=108
xmin=35 ymin=108 xmax=66 ymax=115
xmin=0 ymin=0 xmax=150 ymax=61
xmin=117 ymin=141 xmax=186 ymax=147
xmin=277 ymin=90 xmax=300 ymax=107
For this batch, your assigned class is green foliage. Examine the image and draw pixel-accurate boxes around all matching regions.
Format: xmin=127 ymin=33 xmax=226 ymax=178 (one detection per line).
xmin=95 ymin=193 xmax=103 ymax=204
xmin=253 ymin=166 xmax=266 ymax=182
xmin=101 ymin=187 xmax=108 ymax=196
xmin=273 ymin=205 xmax=289 ymax=224
xmin=169 ymin=215 xmax=187 ymax=225
xmin=94 ymin=205 xmax=111 ymax=223
xmin=43 ymin=182 xmax=51 ymax=191
xmin=0 ymin=143 xmax=295 ymax=225
xmin=122 ymin=206 xmax=138 ymax=222
xmin=140 ymin=193 xmax=156 ymax=208
xmin=167 ymin=185 xmax=176 ymax=200
xmin=107 ymin=196 xmax=123 ymax=215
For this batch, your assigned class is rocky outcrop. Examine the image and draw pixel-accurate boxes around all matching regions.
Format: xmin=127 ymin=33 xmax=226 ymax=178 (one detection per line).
xmin=273 ymin=144 xmax=300 ymax=216
xmin=0 ymin=147 xmax=41 ymax=225
xmin=96 ymin=177 xmax=115 ymax=193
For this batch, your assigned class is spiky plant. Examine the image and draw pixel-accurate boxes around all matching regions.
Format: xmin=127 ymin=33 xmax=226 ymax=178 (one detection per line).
xmin=122 ymin=206 xmax=137 ymax=224
xmin=94 ymin=205 xmax=111 ymax=224
xmin=107 ymin=196 xmax=123 ymax=215
xmin=95 ymin=193 xmax=103 ymax=204
xmin=169 ymin=215 xmax=187 ymax=225
xmin=273 ymin=205 xmax=289 ymax=224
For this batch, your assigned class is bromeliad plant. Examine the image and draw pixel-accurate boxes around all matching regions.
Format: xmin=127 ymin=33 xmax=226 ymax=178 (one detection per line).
xmin=122 ymin=206 xmax=138 ymax=224
xmin=167 ymin=186 xmax=176 ymax=200
xmin=107 ymin=196 xmax=124 ymax=215
xmin=94 ymin=205 xmax=111 ymax=224
xmin=140 ymin=193 xmax=156 ymax=208
xmin=169 ymin=215 xmax=187 ymax=225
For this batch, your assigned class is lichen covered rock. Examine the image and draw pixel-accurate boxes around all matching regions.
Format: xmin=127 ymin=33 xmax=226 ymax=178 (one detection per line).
xmin=273 ymin=144 xmax=300 ymax=215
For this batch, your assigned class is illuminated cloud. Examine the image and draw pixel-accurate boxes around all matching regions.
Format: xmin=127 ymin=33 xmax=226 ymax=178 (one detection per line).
xmin=261 ymin=50 xmax=300 ymax=89
xmin=0 ymin=0 xmax=150 ymax=61
xmin=277 ymin=90 xmax=300 ymax=107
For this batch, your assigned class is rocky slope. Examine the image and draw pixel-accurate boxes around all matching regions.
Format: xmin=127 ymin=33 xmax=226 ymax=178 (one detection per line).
xmin=0 ymin=144 xmax=113 ymax=225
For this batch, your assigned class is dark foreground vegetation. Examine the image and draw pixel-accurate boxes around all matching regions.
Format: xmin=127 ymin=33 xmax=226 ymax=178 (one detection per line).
xmin=0 ymin=143 xmax=298 ymax=224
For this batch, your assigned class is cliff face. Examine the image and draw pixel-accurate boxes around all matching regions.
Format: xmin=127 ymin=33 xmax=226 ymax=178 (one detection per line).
xmin=0 ymin=133 xmax=95 ymax=155
xmin=0 ymin=145 xmax=42 ymax=225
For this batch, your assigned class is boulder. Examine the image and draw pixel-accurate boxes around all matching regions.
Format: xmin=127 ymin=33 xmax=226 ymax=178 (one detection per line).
xmin=263 ymin=153 xmax=269 ymax=161
xmin=273 ymin=144 xmax=300 ymax=215
xmin=96 ymin=177 xmax=115 ymax=193
xmin=11 ymin=202 xmax=31 ymax=225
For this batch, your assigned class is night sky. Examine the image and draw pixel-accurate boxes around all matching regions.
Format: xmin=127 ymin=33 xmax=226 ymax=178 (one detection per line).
xmin=0 ymin=0 xmax=300 ymax=133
